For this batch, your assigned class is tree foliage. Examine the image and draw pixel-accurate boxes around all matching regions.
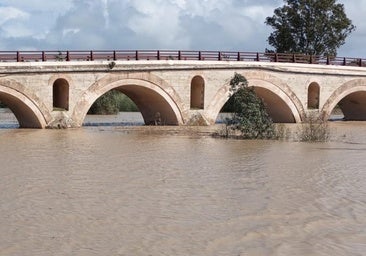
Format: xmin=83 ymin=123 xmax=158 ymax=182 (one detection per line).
xmin=265 ymin=0 xmax=355 ymax=56
xmin=226 ymin=73 xmax=275 ymax=139
xmin=88 ymin=90 xmax=138 ymax=115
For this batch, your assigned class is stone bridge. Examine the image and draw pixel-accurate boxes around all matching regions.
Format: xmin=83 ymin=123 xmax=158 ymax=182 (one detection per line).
xmin=1 ymin=55 xmax=366 ymax=128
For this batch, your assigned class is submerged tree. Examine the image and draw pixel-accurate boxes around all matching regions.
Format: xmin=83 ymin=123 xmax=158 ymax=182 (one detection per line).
xmin=265 ymin=0 xmax=355 ymax=56
xmin=226 ymin=73 xmax=275 ymax=139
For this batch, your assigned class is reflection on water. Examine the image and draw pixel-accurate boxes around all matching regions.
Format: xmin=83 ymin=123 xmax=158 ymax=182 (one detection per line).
xmin=0 ymin=108 xmax=19 ymax=128
xmin=83 ymin=112 xmax=144 ymax=126
xmin=0 ymin=110 xmax=145 ymax=128
xmin=0 ymin=113 xmax=366 ymax=256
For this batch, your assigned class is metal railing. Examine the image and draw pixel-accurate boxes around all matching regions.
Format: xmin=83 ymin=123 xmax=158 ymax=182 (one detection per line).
xmin=0 ymin=50 xmax=364 ymax=67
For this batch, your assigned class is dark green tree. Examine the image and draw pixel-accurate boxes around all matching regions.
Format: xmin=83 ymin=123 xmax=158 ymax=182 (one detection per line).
xmin=227 ymin=73 xmax=275 ymax=139
xmin=88 ymin=90 xmax=138 ymax=115
xmin=265 ymin=0 xmax=355 ymax=56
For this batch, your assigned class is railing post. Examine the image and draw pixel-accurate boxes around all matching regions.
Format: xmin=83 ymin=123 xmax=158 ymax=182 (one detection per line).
xmin=359 ymin=58 xmax=362 ymax=67
xmin=42 ymin=51 xmax=46 ymax=61
xmin=113 ymin=51 xmax=116 ymax=61
xmin=256 ymin=52 xmax=260 ymax=62
xmin=218 ymin=51 xmax=222 ymax=61
xmin=274 ymin=53 xmax=278 ymax=62
xmin=135 ymin=51 xmax=139 ymax=60
xmin=16 ymin=51 xmax=20 ymax=62
xmin=237 ymin=52 xmax=241 ymax=61
xmin=326 ymin=55 xmax=330 ymax=65
xmin=178 ymin=51 xmax=181 ymax=60
xmin=157 ymin=50 xmax=160 ymax=60
xmin=198 ymin=51 xmax=202 ymax=60
xmin=66 ymin=51 xmax=70 ymax=61
xmin=343 ymin=57 xmax=346 ymax=66
xmin=292 ymin=54 xmax=296 ymax=63
xmin=90 ymin=51 xmax=94 ymax=61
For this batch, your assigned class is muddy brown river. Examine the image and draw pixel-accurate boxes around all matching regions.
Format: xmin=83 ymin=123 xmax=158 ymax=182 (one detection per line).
xmin=0 ymin=112 xmax=365 ymax=256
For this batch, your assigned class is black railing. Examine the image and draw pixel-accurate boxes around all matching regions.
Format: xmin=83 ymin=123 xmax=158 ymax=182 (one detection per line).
xmin=0 ymin=50 xmax=364 ymax=67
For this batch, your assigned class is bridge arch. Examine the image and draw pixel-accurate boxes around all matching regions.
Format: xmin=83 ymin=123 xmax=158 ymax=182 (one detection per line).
xmin=208 ymin=72 xmax=304 ymax=123
xmin=308 ymin=82 xmax=320 ymax=109
xmin=0 ymin=82 xmax=47 ymax=128
xmin=190 ymin=75 xmax=205 ymax=109
xmin=321 ymin=79 xmax=366 ymax=120
xmin=53 ymin=78 xmax=70 ymax=110
xmin=72 ymin=73 xmax=184 ymax=126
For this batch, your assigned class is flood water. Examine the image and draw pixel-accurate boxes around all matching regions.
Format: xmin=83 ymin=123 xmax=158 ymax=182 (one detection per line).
xmin=0 ymin=111 xmax=366 ymax=256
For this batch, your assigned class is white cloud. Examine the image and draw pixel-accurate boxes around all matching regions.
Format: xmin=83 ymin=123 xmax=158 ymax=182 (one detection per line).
xmin=243 ymin=5 xmax=275 ymax=22
xmin=0 ymin=0 xmax=364 ymax=57
xmin=62 ymin=28 xmax=80 ymax=37
xmin=101 ymin=0 xmax=110 ymax=29
xmin=127 ymin=0 xmax=186 ymax=48
xmin=329 ymin=1 xmax=366 ymax=57
xmin=0 ymin=6 xmax=29 ymax=25
xmin=0 ymin=0 xmax=73 ymax=12
xmin=2 ymin=23 xmax=33 ymax=38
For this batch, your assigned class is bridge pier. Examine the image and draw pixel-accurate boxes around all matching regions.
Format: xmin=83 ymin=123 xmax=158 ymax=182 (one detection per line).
xmin=47 ymin=111 xmax=75 ymax=129
xmin=185 ymin=110 xmax=212 ymax=126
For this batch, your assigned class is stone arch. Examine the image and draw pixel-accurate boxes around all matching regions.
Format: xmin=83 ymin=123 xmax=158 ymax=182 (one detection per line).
xmin=207 ymin=72 xmax=304 ymax=124
xmin=190 ymin=75 xmax=205 ymax=109
xmin=53 ymin=78 xmax=69 ymax=110
xmin=308 ymin=82 xmax=320 ymax=109
xmin=0 ymin=83 xmax=47 ymax=128
xmin=72 ymin=73 xmax=184 ymax=126
xmin=321 ymin=79 xmax=366 ymax=120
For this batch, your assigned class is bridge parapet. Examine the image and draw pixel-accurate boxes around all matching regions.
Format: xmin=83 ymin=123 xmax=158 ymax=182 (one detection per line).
xmin=0 ymin=50 xmax=365 ymax=67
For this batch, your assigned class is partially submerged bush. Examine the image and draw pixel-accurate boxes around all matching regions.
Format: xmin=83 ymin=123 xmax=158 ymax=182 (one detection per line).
xmin=274 ymin=123 xmax=291 ymax=141
xmin=221 ymin=73 xmax=276 ymax=139
xmin=215 ymin=73 xmax=330 ymax=142
xmin=298 ymin=114 xmax=330 ymax=142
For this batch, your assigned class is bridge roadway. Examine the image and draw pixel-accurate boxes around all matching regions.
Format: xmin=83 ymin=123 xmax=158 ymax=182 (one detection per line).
xmin=1 ymin=50 xmax=366 ymax=128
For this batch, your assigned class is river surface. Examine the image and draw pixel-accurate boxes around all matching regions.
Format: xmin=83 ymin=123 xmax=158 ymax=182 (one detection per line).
xmin=0 ymin=112 xmax=366 ymax=256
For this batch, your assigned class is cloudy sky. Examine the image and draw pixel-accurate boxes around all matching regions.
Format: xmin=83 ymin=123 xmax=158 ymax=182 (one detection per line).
xmin=0 ymin=0 xmax=365 ymax=57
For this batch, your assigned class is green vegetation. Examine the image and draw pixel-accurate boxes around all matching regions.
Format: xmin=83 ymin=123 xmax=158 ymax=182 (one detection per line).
xmin=265 ymin=0 xmax=355 ymax=56
xmin=220 ymin=94 xmax=235 ymax=112
xmin=88 ymin=90 xmax=138 ymax=115
xmin=219 ymin=73 xmax=276 ymax=139
xmin=108 ymin=61 xmax=116 ymax=69
xmin=217 ymin=73 xmax=330 ymax=142
xmin=0 ymin=91 xmax=138 ymax=114
xmin=298 ymin=114 xmax=330 ymax=142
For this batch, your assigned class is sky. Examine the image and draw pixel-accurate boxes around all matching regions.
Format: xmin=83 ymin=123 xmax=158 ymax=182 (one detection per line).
xmin=0 ymin=0 xmax=365 ymax=57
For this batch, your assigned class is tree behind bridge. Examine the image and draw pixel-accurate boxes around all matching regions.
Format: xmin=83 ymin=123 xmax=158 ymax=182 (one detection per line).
xmin=265 ymin=0 xmax=355 ymax=56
